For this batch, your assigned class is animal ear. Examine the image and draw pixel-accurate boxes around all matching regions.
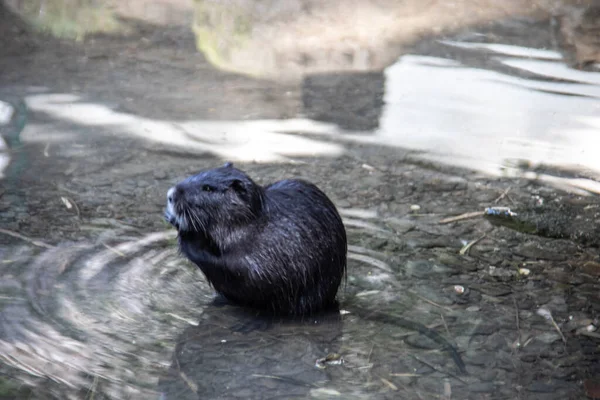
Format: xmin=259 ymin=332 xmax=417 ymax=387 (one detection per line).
xmin=230 ymin=179 xmax=246 ymax=193
xmin=223 ymin=162 xmax=233 ymax=168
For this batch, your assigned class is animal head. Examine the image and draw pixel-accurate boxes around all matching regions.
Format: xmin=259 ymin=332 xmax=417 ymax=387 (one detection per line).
xmin=164 ymin=162 xmax=264 ymax=236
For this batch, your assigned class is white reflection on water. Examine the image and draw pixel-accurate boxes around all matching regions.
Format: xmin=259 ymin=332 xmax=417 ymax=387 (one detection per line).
xmin=24 ymin=94 xmax=343 ymax=163
xmin=0 ymin=100 xmax=14 ymax=178
xmin=22 ymin=41 xmax=600 ymax=193
xmin=343 ymin=42 xmax=600 ymax=192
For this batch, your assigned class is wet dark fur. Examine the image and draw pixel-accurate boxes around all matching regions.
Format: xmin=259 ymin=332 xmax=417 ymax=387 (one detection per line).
xmin=165 ymin=163 xmax=347 ymax=316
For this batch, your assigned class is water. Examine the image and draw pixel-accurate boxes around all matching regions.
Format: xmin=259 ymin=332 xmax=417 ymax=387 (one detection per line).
xmin=1 ymin=0 xmax=600 ymax=399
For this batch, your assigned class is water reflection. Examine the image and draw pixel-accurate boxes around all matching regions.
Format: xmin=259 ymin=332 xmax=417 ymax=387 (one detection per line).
xmin=21 ymin=41 xmax=600 ymax=194
xmin=4 ymin=0 xmax=124 ymax=39
xmin=0 ymin=100 xmax=14 ymax=178
xmin=158 ymin=306 xmax=343 ymax=399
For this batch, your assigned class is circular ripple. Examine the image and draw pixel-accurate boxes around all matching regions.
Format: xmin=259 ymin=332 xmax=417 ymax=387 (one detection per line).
xmin=1 ymin=231 xmax=211 ymax=399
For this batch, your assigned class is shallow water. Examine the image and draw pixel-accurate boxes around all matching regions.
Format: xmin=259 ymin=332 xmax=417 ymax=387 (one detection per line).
xmin=1 ymin=0 xmax=600 ymax=399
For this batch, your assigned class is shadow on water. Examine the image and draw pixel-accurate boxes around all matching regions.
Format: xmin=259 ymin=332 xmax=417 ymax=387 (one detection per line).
xmin=2 ymin=0 xmax=600 ymax=399
xmin=157 ymin=304 xmax=344 ymax=400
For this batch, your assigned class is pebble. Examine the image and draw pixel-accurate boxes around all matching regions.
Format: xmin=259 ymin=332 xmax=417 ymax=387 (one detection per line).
xmin=404 ymin=260 xmax=454 ymax=278
xmin=153 ymin=170 xmax=167 ymax=179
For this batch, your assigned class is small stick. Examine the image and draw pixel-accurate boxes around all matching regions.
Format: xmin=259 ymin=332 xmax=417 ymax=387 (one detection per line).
xmin=439 ymin=211 xmax=483 ymax=224
xmin=411 ymin=355 xmax=467 ymax=384
xmin=459 ymin=234 xmax=486 ymax=255
xmin=101 ymin=242 xmax=126 ymax=257
xmin=0 ymin=228 xmax=54 ymax=249
xmin=60 ymin=196 xmax=81 ymax=218
xmin=175 ymin=354 xmax=198 ymax=393
xmin=440 ymin=314 xmax=451 ymax=337
xmin=380 ymin=377 xmax=399 ymax=391
xmin=442 ymin=378 xmax=452 ymax=400
xmin=367 ymin=343 xmax=375 ymax=364
xmin=494 ymin=186 xmax=512 ymax=204
xmin=86 ymin=376 xmax=98 ymax=400
xmin=536 ymin=308 xmax=566 ymax=344
xmin=408 ymin=291 xmax=454 ymax=312
xmin=513 ymin=297 xmax=521 ymax=348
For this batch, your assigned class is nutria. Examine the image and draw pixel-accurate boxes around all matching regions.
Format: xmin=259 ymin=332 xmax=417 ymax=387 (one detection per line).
xmin=164 ymin=162 xmax=347 ymax=316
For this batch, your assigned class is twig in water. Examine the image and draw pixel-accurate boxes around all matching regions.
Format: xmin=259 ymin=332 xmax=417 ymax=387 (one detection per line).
xmin=407 ymin=290 xmax=454 ymax=312
xmin=442 ymin=378 xmax=452 ymax=400
xmin=439 ymin=211 xmax=483 ymax=224
xmin=174 ymin=353 xmax=198 ymax=393
xmin=0 ymin=228 xmax=54 ymax=248
xmin=410 ymin=355 xmax=467 ymax=384
xmin=440 ymin=314 xmax=450 ymax=337
xmin=101 ymin=242 xmax=126 ymax=257
xmin=513 ymin=297 xmax=521 ymax=348
xmin=60 ymin=196 xmax=81 ymax=218
xmin=536 ymin=308 xmax=566 ymax=344
xmin=494 ymin=186 xmax=512 ymax=204
xmin=459 ymin=234 xmax=486 ymax=255
xmin=380 ymin=377 xmax=398 ymax=391
xmin=86 ymin=376 xmax=98 ymax=400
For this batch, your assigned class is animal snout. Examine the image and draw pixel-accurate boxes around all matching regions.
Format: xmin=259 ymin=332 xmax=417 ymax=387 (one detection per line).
xmin=167 ymin=187 xmax=175 ymax=204
xmin=167 ymin=185 xmax=188 ymax=205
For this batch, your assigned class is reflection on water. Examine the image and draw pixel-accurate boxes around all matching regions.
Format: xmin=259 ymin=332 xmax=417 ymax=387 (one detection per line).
xmin=4 ymin=0 xmax=123 ymax=39
xmin=0 ymin=100 xmax=14 ymax=178
xmin=21 ymin=40 xmax=600 ymax=194
xmin=362 ymin=43 xmax=600 ymax=188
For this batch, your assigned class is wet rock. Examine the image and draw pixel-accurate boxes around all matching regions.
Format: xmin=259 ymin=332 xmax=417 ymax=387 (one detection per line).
xmin=468 ymin=382 xmax=497 ymax=393
xmin=514 ymin=243 xmax=567 ymax=261
xmin=487 ymin=265 xmax=518 ymax=281
xmin=412 ymin=287 xmax=454 ymax=306
xmin=470 ymin=323 xmax=500 ymax=336
xmin=479 ymin=369 xmax=498 ymax=382
xmin=436 ymin=252 xmax=479 ymax=272
xmin=405 ymin=237 xmax=462 ymax=249
xmin=484 ymin=332 xmax=509 ymax=351
xmin=545 ymin=267 xmax=585 ymax=285
xmin=421 ymin=177 xmax=467 ymax=192
xmin=471 ymin=283 xmax=512 ymax=297
xmin=527 ymin=379 xmax=574 ymax=393
xmin=534 ymin=332 xmax=563 ymax=344
xmin=518 ymin=310 xmax=535 ymax=320
xmin=386 ymin=217 xmax=415 ymax=234
xmin=404 ymin=260 xmax=455 ymax=278
xmin=581 ymin=261 xmax=600 ymax=276
xmin=153 ymin=170 xmax=167 ymax=180
xmin=464 ymin=351 xmax=494 ymax=367
xmin=404 ymin=334 xmax=440 ymax=350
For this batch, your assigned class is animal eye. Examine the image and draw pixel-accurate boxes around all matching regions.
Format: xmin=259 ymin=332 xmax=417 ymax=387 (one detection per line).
xmin=202 ymin=185 xmax=213 ymax=192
